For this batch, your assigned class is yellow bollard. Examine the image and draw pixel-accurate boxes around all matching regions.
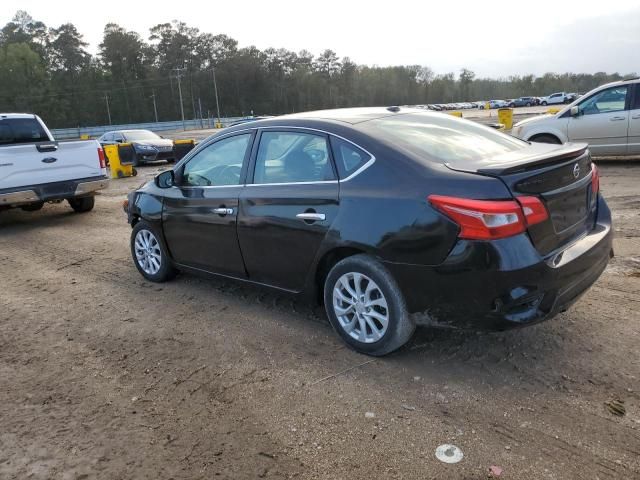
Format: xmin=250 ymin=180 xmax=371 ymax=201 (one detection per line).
xmin=215 ymin=122 xmax=223 ymax=129
xmin=80 ymin=134 xmax=90 ymax=140
xmin=447 ymin=111 xmax=463 ymax=118
xmin=497 ymin=108 xmax=514 ymax=130
xmin=485 ymin=102 xmax=491 ymax=110
xmin=546 ymin=107 xmax=560 ymax=114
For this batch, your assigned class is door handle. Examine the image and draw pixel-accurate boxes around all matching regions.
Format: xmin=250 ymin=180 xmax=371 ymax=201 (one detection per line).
xmin=213 ymin=207 xmax=233 ymax=215
xmin=41 ymin=157 xmax=57 ymax=163
xmin=632 ymin=114 xmax=640 ymax=120
xmin=609 ymin=116 xmax=626 ymax=121
xmin=296 ymin=212 xmax=326 ymax=222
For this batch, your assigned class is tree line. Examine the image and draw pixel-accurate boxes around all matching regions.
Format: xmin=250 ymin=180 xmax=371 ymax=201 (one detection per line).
xmin=0 ymin=10 xmax=635 ymax=129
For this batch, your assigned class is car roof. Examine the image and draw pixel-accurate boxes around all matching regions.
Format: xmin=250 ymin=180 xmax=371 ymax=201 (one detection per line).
xmin=272 ymin=107 xmax=422 ymax=125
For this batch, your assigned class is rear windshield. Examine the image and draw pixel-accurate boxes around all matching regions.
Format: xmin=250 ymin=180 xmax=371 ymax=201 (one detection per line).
xmin=0 ymin=118 xmax=49 ymax=145
xmin=360 ymin=113 xmax=527 ymax=163
xmin=124 ymin=130 xmax=160 ymax=141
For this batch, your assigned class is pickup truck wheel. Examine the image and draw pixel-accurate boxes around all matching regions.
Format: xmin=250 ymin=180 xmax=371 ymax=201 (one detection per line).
xmin=131 ymin=221 xmax=176 ymax=282
xmin=324 ymin=254 xmax=415 ymax=356
xmin=21 ymin=202 xmax=44 ymax=212
xmin=541 ymin=101 xmax=548 ymax=106
xmin=68 ymin=196 xmax=95 ymax=213
xmin=530 ymin=134 xmax=561 ymax=145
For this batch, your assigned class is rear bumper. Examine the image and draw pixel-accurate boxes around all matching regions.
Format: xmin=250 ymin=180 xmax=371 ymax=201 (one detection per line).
xmin=385 ymin=195 xmax=613 ymax=331
xmin=0 ymin=176 xmax=109 ymax=207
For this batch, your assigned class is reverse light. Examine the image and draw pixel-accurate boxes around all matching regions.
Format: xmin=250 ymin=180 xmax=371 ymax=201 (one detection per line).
xmin=428 ymin=195 xmax=549 ymax=240
xmin=98 ymin=147 xmax=106 ymax=168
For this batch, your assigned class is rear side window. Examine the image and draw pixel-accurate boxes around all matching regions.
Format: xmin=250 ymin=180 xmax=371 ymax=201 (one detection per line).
xmin=253 ymin=131 xmax=335 ymax=184
xmin=330 ymin=137 xmax=371 ymax=178
xmin=0 ymin=118 xmax=49 ymax=145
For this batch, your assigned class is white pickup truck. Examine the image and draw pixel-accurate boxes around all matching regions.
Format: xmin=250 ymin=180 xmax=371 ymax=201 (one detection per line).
xmin=0 ymin=114 xmax=108 ymax=213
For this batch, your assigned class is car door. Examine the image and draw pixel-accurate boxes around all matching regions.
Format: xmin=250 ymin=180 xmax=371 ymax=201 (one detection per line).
xmin=237 ymin=129 xmax=339 ymax=291
xmin=161 ymin=132 xmax=254 ymax=277
xmin=567 ymin=84 xmax=630 ymax=156
xmin=627 ymin=83 xmax=640 ymax=154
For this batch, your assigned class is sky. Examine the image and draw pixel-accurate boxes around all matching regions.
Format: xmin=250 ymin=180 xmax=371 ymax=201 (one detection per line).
xmin=2 ymin=0 xmax=639 ymax=78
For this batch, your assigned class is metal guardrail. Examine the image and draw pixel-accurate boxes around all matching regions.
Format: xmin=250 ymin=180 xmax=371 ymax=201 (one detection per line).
xmin=50 ymin=117 xmax=249 ymax=140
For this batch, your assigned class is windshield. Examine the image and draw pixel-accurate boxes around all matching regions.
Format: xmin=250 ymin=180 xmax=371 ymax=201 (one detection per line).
xmin=124 ymin=130 xmax=161 ymax=141
xmin=361 ymin=113 xmax=528 ymax=164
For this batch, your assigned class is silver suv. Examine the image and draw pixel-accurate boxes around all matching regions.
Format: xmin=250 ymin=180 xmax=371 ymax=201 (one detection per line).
xmin=512 ymin=78 xmax=640 ymax=156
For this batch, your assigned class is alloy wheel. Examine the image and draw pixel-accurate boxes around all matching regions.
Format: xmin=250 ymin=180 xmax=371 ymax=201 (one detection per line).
xmin=134 ymin=229 xmax=162 ymax=275
xmin=332 ymin=272 xmax=389 ymax=343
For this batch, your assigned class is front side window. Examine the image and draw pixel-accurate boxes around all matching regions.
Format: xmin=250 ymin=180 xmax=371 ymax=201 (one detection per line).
xmin=253 ymin=131 xmax=335 ymax=184
xmin=578 ymin=86 xmax=628 ymax=116
xmin=330 ymin=137 xmax=371 ymax=179
xmin=182 ymin=134 xmax=251 ymax=186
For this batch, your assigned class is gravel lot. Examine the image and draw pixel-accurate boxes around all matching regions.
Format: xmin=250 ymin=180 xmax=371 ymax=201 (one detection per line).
xmin=1 ymin=161 xmax=639 ymax=479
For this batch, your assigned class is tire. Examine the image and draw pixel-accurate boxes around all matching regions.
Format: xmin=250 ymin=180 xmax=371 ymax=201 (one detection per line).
xmin=530 ymin=134 xmax=561 ymax=145
xmin=21 ymin=202 xmax=44 ymax=212
xmin=130 ymin=220 xmax=176 ymax=282
xmin=323 ymin=254 xmax=415 ymax=356
xmin=68 ymin=196 xmax=95 ymax=213
xmin=541 ymin=101 xmax=547 ymax=106
xmin=526 ymin=102 xmax=532 ymax=107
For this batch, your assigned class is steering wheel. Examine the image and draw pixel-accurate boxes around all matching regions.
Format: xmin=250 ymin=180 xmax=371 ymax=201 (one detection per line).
xmin=305 ymin=148 xmax=326 ymax=162
xmin=186 ymin=172 xmax=211 ymax=186
xmin=217 ymin=165 xmax=242 ymax=184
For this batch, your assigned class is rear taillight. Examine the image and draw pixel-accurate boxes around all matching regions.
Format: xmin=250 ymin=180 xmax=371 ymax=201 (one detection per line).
xmin=591 ymin=164 xmax=599 ymax=194
xmin=428 ymin=195 xmax=548 ymax=240
xmin=98 ymin=147 xmax=106 ymax=169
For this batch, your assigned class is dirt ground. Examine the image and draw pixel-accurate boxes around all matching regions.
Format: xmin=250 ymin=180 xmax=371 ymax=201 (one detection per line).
xmin=1 ymin=161 xmax=639 ymax=480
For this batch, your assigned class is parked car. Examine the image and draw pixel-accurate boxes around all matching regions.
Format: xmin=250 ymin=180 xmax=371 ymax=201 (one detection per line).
xmin=508 ymin=97 xmax=537 ymax=107
xmin=487 ymin=100 xmax=509 ymax=109
xmin=539 ymin=92 xmax=569 ymax=106
xmin=98 ymin=129 xmax=175 ymax=166
xmin=512 ymin=77 xmax=640 ymax=156
xmin=0 ymin=114 xmax=108 ymax=213
xmin=125 ymin=107 xmax=612 ymax=356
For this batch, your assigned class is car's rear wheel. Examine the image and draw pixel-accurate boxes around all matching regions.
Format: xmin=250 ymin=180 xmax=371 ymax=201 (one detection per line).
xmin=324 ymin=255 xmax=415 ymax=356
xmin=131 ymin=221 xmax=176 ymax=282
xmin=530 ymin=134 xmax=561 ymax=144
xmin=541 ymin=101 xmax=548 ymax=106
xmin=68 ymin=196 xmax=95 ymax=213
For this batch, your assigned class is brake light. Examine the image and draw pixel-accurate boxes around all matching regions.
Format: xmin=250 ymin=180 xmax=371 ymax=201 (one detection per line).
xmin=517 ymin=196 xmax=548 ymax=226
xmin=428 ymin=195 xmax=548 ymax=240
xmin=98 ymin=147 xmax=106 ymax=169
xmin=591 ymin=164 xmax=599 ymax=194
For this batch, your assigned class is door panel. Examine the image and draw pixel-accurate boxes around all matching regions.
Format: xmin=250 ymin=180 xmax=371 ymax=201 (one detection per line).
xmin=161 ymin=133 xmax=253 ymax=277
xmin=567 ymin=85 xmax=630 ymax=155
xmin=237 ymin=129 xmax=339 ymax=291
xmin=162 ymin=186 xmax=247 ymax=276
xmin=238 ymin=183 xmax=339 ymax=291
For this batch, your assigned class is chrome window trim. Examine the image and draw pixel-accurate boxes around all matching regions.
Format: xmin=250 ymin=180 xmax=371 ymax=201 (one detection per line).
xmin=174 ymin=125 xmax=376 ymax=189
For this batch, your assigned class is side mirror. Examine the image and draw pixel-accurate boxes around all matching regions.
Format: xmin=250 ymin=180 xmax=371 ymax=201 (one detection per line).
xmin=570 ymin=106 xmax=581 ymax=117
xmin=155 ymin=170 xmax=175 ymax=189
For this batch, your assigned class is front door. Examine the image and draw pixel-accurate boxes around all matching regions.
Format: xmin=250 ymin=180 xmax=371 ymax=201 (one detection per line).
xmin=567 ymin=84 xmax=630 ymax=156
xmin=238 ymin=129 xmax=339 ymax=291
xmin=162 ymin=132 xmax=253 ymax=277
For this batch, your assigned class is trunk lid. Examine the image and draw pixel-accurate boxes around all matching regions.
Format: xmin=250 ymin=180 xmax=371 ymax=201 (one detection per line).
xmin=446 ymin=143 xmax=598 ymax=255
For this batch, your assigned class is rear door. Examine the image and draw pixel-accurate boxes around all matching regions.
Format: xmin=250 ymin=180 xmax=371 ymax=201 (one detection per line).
xmin=162 ymin=132 xmax=253 ymax=277
xmin=237 ymin=129 xmax=339 ymax=291
xmin=567 ymin=84 xmax=630 ymax=155
xmin=627 ymin=83 xmax=640 ymax=154
xmin=0 ymin=117 xmax=103 ymax=189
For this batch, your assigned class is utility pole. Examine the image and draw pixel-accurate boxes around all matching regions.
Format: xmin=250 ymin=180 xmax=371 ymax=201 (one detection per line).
xmin=198 ymin=97 xmax=203 ymax=128
xmin=104 ymin=93 xmax=112 ymax=125
xmin=172 ymin=67 xmax=186 ymax=130
xmin=211 ymin=66 xmax=221 ymax=127
xmin=151 ymin=90 xmax=159 ymax=123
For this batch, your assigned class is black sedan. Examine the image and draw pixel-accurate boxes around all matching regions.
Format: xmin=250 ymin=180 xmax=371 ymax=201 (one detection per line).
xmin=98 ymin=129 xmax=175 ymax=165
xmin=125 ymin=107 xmax=612 ymax=356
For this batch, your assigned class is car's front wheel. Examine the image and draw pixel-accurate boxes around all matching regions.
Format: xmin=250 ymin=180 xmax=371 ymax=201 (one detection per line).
xmin=130 ymin=221 xmax=176 ymax=282
xmin=324 ymin=255 xmax=415 ymax=356
xmin=541 ymin=101 xmax=548 ymax=106
xmin=68 ymin=196 xmax=94 ymax=213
